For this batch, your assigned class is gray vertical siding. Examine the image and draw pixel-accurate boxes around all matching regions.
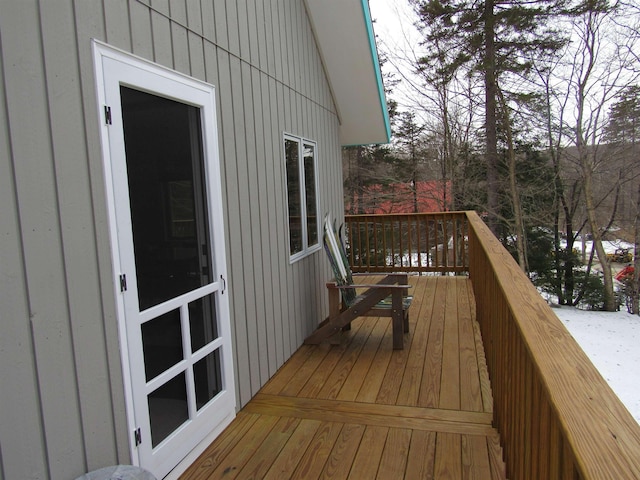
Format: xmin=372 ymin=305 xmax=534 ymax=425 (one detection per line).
xmin=0 ymin=0 xmax=342 ymax=478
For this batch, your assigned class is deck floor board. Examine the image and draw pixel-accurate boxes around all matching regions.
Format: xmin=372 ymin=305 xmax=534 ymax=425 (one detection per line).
xmin=181 ymin=276 xmax=507 ymax=479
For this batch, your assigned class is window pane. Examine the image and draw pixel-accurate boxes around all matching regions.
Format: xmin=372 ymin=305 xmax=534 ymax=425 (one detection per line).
xmin=189 ymin=294 xmax=218 ymax=352
xmin=193 ymin=349 xmax=222 ymax=409
xmin=147 ymin=373 xmax=189 ymax=447
xmin=120 ymin=87 xmax=213 ymax=311
xmin=285 ymin=138 xmax=302 ymax=254
xmin=142 ymin=309 xmax=183 ymax=381
xmin=303 ymin=143 xmax=318 ymax=247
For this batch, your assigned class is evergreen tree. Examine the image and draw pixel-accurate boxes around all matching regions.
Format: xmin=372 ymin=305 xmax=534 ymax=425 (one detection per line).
xmin=394 ymin=112 xmax=427 ymax=212
xmin=606 ymin=86 xmax=640 ymax=144
xmin=343 ymin=144 xmax=395 ymax=214
xmin=411 ymin=0 xmax=572 ymax=233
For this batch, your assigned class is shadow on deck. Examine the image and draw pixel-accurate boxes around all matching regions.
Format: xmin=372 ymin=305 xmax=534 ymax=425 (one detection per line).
xmin=180 ymin=276 xmax=507 ymax=479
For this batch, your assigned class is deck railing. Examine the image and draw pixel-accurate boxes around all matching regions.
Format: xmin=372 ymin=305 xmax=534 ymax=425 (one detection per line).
xmin=346 ymin=211 xmax=640 ymax=479
xmin=468 ymin=211 xmax=640 ymax=479
xmin=344 ymin=212 xmax=469 ymax=273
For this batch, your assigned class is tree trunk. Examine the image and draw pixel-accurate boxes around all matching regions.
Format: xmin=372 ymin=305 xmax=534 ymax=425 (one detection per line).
xmin=484 ymin=0 xmax=499 ymax=234
xmin=356 ymin=147 xmax=364 ymax=215
xmin=633 ymin=182 xmax=640 ymax=314
xmin=347 ymin=148 xmax=356 ymax=215
xmin=564 ymin=221 xmax=576 ymax=305
xmin=441 ymin=88 xmax=453 ymax=212
xmin=498 ymin=88 xmax=527 ymax=271
xmin=583 ymin=165 xmax=616 ymax=310
xmin=542 ymin=72 xmax=569 ymax=304
xmin=412 ymin=142 xmax=418 ymax=213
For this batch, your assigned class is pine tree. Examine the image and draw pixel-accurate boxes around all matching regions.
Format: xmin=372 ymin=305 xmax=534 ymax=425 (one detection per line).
xmin=606 ymin=86 xmax=640 ymax=144
xmin=411 ymin=0 xmax=572 ymax=233
xmin=394 ymin=112 xmax=427 ymax=213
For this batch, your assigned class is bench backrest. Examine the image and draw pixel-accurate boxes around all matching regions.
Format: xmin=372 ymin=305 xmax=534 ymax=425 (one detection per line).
xmin=323 ymin=215 xmax=357 ymax=307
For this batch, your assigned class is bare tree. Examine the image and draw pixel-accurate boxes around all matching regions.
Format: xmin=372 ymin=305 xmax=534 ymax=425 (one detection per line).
xmin=561 ymin=3 xmax=640 ymax=310
xmin=496 ymin=86 xmax=528 ymax=270
xmin=376 ymin=10 xmax=484 ymax=213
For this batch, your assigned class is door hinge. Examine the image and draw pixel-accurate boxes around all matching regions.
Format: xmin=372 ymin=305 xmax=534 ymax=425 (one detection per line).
xmin=119 ymin=274 xmax=127 ymax=292
xmin=104 ymin=105 xmax=112 ymax=125
xmin=134 ymin=427 xmax=142 ymax=446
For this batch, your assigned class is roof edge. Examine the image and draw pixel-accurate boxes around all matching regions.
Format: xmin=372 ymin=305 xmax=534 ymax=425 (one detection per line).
xmin=360 ymin=0 xmax=392 ymax=144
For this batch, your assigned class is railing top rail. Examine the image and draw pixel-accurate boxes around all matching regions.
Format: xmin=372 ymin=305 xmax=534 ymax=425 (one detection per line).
xmin=345 ymin=211 xmax=469 ymax=218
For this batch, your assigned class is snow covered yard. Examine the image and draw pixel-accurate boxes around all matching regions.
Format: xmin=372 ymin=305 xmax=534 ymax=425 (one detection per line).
xmin=553 ymin=306 xmax=640 ymax=425
xmin=545 ymin=235 xmax=640 ymax=424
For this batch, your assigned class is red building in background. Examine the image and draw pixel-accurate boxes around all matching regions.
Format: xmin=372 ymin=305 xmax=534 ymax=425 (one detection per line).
xmin=345 ymin=181 xmax=451 ymax=214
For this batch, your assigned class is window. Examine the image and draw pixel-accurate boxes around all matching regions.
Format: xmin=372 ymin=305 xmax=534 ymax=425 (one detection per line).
xmin=285 ymin=134 xmax=320 ymax=260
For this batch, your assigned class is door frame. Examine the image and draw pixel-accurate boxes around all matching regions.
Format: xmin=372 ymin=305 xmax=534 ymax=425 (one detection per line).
xmin=92 ymin=40 xmax=236 ymax=476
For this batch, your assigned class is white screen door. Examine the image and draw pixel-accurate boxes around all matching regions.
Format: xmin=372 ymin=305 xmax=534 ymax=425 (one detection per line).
xmin=94 ymin=43 xmax=235 ymax=479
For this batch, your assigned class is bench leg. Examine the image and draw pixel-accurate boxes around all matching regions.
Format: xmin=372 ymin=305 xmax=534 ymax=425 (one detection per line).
xmin=328 ymin=284 xmax=351 ymax=332
xmin=392 ymin=290 xmax=404 ymax=350
xmin=327 ymin=285 xmax=340 ymax=319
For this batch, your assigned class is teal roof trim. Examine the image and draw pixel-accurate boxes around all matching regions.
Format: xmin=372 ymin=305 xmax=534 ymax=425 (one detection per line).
xmin=361 ymin=0 xmax=392 ymax=144
xmin=304 ymin=0 xmax=391 ymax=145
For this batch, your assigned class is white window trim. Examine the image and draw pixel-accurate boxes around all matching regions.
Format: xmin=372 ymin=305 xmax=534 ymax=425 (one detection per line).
xmin=284 ymin=133 xmax=321 ymax=263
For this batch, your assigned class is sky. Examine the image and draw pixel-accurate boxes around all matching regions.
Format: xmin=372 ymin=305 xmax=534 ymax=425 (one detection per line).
xmin=368 ymin=0 xmax=417 ymax=47
xmin=368 ymin=0 xmax=640 ymax=129
xmin=367 ymin=0 xmax=422 ymax=112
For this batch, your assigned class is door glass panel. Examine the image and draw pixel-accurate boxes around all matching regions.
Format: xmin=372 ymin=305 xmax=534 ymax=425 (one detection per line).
xmin=120 ymin=87 xmax=213 ymax=311
xmin=189 ymin=294 xmax=218 ymax=352
xmin=194 ymin=349 xmax=222 ymax=409
xmin=141 ymin=309 xmax=183 ymax=381
xmin=148 ymin=373 xmax=189 ymax=448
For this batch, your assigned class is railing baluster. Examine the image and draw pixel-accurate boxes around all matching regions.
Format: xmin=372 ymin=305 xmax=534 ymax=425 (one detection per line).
xmin=435 ymin=215 xmax=441 ymax=268
xmin=444 ymin=215 xmax=450 ymax=269
xmin=416 ymin=216 xmax=422 ymax=270
xmin=391 ymin=219 xmax=396 ymax=269
xmin=426 ymin=217 xmax=432 ymax=268
xmin=453 ymin=215 xmax=459 ymax=267
xmin=344 ymin=212 xmax=470 ymax=274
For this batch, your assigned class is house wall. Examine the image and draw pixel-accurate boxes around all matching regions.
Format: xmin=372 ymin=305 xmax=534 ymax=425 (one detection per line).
xmin=0 ymin=1 xmax=342 ymax=478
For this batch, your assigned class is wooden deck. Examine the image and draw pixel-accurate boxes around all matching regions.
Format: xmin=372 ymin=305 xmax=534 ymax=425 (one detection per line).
xmin=180 ymin=276 xmax=506 ymax=479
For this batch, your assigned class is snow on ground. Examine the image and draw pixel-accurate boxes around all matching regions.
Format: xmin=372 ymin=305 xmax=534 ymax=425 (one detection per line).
xmin=564 ymin=237 xmax=634 ymax=258
xmin=553 ymin=305 xmax=640 ymax=425
xmin=581 ymin=238 xmax=633 ymax=251
xmin=551 ymin=236 xmax=640 ymax=423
